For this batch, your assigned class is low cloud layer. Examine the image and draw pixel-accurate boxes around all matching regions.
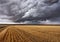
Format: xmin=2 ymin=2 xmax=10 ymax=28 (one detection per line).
xmin=0 ymin=0 xmax=60 ymax=24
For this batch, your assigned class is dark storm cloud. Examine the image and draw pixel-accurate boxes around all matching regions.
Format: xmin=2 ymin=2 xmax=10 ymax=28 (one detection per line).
xmin=0 ymin=0 xmax=60 ymax=24
xmin=10 ymin=0 xmax=60 ymax=24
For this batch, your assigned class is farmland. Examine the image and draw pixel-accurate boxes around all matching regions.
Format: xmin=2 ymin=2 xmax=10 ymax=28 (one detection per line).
xmin=0 ymin=25 xmax=60 ymax=42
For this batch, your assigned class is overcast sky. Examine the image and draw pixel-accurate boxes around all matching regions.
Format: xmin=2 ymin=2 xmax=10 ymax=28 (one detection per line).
xmin=0 ymin=0 xmax=60 ymax=24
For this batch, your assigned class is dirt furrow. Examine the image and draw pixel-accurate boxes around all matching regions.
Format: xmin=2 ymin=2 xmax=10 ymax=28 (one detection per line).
xmin=0 ymin=27 xmax=41 ymax=42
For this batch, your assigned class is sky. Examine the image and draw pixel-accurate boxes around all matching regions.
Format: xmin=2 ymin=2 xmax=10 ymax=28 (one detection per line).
xmin=0 ymin=0 xmax=60 ymax=24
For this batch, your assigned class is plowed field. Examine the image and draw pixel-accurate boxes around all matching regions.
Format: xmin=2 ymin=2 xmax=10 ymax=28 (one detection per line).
xmin=0 ymin=25 xmax=60 ymax=42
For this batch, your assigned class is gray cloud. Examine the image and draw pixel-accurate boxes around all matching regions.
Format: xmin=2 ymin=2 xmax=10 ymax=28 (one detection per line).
xmin=0 ymin=0 xmax=60 ymax=24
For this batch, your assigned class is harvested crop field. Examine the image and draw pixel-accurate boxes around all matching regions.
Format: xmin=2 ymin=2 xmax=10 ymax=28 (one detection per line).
xmin=0 ymin=25 xmax=60 ymax=42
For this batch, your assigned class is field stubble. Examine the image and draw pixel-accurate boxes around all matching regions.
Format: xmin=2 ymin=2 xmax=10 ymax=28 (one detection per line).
xmin=0 ymin=25 xmax=60 ymax=42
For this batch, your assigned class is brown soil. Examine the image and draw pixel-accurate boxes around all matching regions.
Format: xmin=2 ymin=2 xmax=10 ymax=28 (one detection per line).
xmin=0 ymin=25 xmax=60 ymax=42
